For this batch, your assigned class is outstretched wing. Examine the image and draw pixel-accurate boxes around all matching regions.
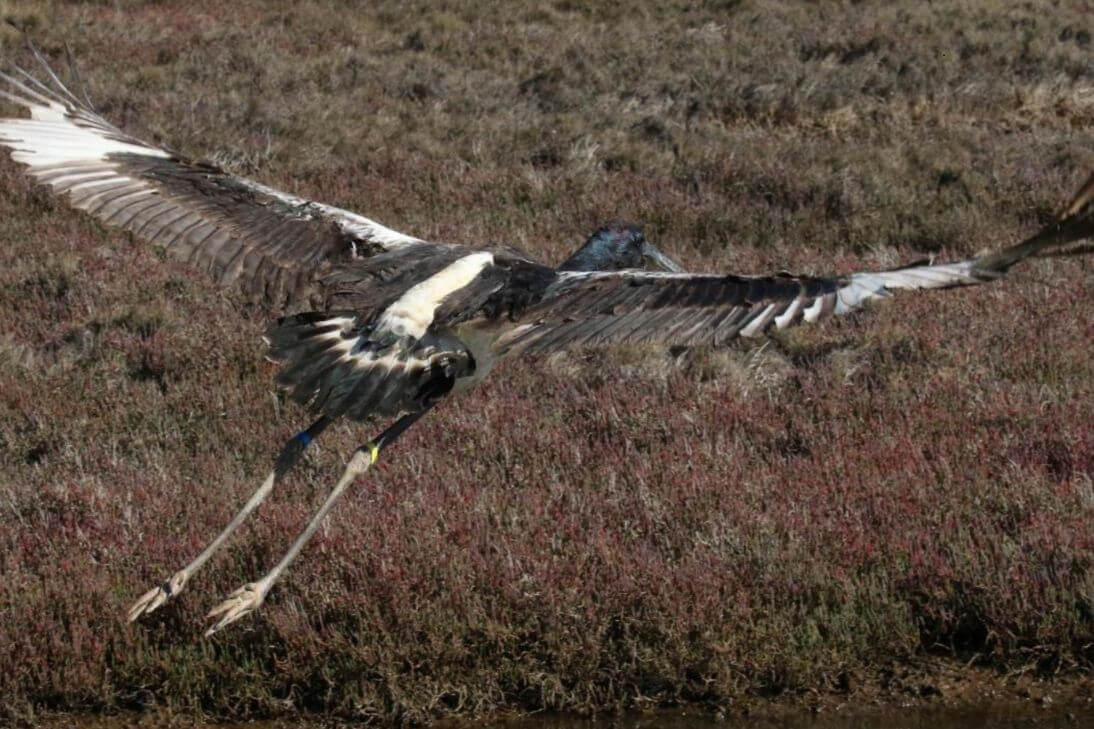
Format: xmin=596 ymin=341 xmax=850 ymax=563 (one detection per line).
xmin=495 ymin=170 xmax=1094 ymax=356
xmin=493 ymin=258 xmax=1002 ymax=355
xmin=0 ymin=50 xmax=424 ymax=307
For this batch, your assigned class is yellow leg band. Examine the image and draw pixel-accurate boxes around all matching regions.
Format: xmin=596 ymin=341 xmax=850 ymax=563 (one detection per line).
xmin=367 ymin=441 xmax=380 ymax=465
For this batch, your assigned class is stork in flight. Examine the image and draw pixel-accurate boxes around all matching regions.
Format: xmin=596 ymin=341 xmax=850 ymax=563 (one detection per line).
xmin=1 ymin=46 xmax=1091 ymax=635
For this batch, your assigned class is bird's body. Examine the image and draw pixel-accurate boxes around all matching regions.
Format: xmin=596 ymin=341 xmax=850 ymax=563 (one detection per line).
xmin=1 ymin=44 xmax=1092 ymax=634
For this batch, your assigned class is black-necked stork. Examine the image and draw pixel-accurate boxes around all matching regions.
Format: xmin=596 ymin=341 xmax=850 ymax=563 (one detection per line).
xmin=1 ymin=48 xmax=1091 ymax=635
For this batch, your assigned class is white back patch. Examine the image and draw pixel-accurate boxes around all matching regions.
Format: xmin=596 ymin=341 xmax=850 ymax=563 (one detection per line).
xmin=375 ymin=252 xmax=494 ymax=339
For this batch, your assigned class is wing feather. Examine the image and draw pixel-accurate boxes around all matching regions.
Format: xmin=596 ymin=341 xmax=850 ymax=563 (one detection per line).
xmin=0 ymin=53 xmax=428 ymax=308
xmin=494 ymin=257 xmax=1005 ymax=355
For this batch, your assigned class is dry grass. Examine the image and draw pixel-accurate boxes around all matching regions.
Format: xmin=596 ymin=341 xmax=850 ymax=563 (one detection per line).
xmin=0 ymin=0 xmax=1091 ymax=724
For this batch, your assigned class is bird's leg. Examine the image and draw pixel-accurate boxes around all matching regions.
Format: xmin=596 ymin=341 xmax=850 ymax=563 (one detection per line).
xmin=126 ymin=416 xmax=332 ymax=622
xmin=204 ymin=404 xmax=433 ymax=636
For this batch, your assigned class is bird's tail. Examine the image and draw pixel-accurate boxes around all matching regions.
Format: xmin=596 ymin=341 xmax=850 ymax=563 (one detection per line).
xmin=973 ymin=171 xmax=1094 ymax=274
xmin=264 ymin=312 xmax=468 ymax=421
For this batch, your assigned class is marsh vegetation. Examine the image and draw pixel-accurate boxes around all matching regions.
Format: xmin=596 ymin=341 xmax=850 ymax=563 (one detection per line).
xmin=0 ymin=0 xmax=1091 ymax=724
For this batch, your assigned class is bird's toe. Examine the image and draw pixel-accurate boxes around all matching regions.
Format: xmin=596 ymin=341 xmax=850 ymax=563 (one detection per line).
xmin=126 ymin=569 xmax=190 ymax=622
xmin=204 ymin=581 xmax=269 ymax=636
xmin=126 ymin=585 xmax=167 ymax=622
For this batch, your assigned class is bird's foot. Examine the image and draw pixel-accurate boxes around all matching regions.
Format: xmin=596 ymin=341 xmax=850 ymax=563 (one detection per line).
xmin=127 ymin=569 xmax=190 ymax=622
xmin=204 ymin=578 xmax=271 ymax=636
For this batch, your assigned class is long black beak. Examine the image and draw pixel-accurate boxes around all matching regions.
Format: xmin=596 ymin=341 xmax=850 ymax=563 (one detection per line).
xmin=641 ymin=241 xmax=683 ymax=272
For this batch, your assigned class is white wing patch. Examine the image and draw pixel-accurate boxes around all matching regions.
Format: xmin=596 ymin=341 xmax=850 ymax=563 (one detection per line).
xmin=0 ymin=107 xmax=167 ymax=212
xmin=0 ymin=116 xmax=170 ymax=168
xmin=834 ymin=260 xmax=983 ymax=315
xmin=237 ymin=179 xmax=424 ymax=249
xmin=767 ymin=259 xmax=987 ymax=332
xmin=375 ymin=252 xmax=495 ymax=339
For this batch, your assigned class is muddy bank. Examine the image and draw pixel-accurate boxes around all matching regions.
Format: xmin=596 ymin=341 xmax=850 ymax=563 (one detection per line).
xmin=28 ymin=661 xmax=1094 ymax=728
xmin=29 ymin=700 xmax=1094 ymax=729
xmin=461 ymin=662 xmax=1094 ymax=727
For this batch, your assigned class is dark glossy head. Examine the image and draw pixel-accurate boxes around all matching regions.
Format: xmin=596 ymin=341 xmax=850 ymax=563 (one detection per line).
xmin=558 ymin=224 xmax=683 ymax=272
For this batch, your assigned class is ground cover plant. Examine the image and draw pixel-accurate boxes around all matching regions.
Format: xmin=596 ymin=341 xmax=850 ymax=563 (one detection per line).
xmin=0 ymin=0 xmax=1091 ymax=724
